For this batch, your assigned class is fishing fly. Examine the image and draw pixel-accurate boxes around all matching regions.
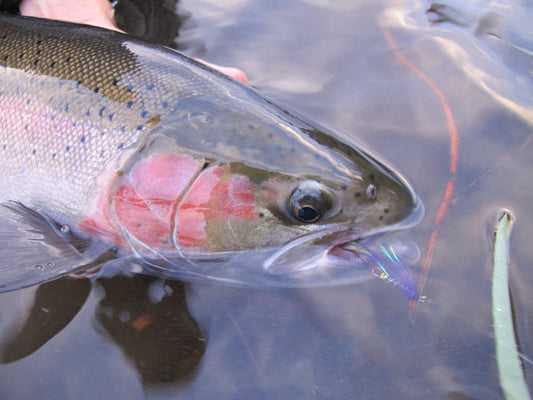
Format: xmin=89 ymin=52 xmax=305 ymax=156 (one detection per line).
xmin=344 ymin=242 xmax=423 ymax=301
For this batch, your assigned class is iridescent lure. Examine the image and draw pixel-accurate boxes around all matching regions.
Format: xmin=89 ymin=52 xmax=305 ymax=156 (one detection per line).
xmin=344 ymin=242 xmax=420 ymax=300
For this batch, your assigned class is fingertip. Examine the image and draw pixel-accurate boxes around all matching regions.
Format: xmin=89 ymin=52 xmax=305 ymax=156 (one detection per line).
xmin=230 ymin=68 xmax=249 ymax=84
xmin=195 ymin=59 xmax=249 ymax=84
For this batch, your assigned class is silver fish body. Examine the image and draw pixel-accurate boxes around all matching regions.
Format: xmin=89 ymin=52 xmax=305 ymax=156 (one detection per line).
xmin=0 ymin=14 xmax=423 ymax=291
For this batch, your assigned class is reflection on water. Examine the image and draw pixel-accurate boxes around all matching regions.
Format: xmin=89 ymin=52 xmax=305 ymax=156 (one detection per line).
xmin=95 ymin=276 xmax=205 ymax=384
xmin=387 ymin=0 xmax=533 ymax=124
xmin=1 ymin=0 xmax=532 ymax=398
xmin=0 ymin=278 xmax=91 ymax=364
xmin=0 ymin=275 xmax=205 ymax=385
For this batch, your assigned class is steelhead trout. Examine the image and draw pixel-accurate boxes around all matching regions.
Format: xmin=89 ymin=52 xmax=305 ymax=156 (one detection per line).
xmin=0 ymin=14 xmax=423 ymax=291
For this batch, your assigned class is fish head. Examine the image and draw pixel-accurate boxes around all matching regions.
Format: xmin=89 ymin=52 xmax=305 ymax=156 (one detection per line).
xmin=106 ymin=89 xmax=423 ymax=287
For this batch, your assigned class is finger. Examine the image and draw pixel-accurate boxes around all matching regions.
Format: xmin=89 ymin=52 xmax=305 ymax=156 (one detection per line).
xmin=195 ymin=59 xmax=249 ymax=84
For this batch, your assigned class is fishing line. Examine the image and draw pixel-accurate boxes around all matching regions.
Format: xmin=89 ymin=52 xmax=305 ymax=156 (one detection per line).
xmin=382 ymin=0 xmax=459 ymax=319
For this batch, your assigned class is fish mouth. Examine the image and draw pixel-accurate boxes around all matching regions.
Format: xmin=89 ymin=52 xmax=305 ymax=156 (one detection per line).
xmin=262 ymin=227 xmax=368 ymax=275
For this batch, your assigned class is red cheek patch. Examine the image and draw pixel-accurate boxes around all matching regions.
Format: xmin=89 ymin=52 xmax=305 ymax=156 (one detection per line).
xmin=80 ymin=156 xmax=257 ymax=252
xmin=209 ymin=175 xmax=256 ymax=220
xmin=115 ymin=154 xmax=201 ymax=249
xmin=176 ymin=168 xmax=256 ymax=248
xmin=82 ymin=154 xmax=202 ymax=249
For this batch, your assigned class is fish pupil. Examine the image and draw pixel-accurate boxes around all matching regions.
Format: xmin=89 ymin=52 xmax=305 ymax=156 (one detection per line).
xmin=289 ymin=180 xmax=334 ymax=224
xmin=297 ymin=205 xmax=320 ymax=223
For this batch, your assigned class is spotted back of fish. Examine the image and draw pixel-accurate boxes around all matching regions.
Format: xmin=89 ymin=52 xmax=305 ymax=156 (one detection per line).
xmin=0 ymin=15 xmax=213 ymax=222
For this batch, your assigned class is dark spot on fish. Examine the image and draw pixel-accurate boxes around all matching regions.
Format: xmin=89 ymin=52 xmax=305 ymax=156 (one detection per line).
xmin=258 ymin=212 xmax=264 ymax=218
xmin=101 ymin=132 xmax=105 ymax=137
xmin=1 ymin=34 xmax=7 ymax=40
xmin=127 ymin=101 xmax=134 ymax=109
xmin=3 ymin=55 xmax=8 ymax=62
xmin=2 ymin=145 xmax=6 ymax=150
xmin=112 ymin=79 xmax=118 ymax=86
xmin=52 ymin=153 xmax=56 ymax=159
xmin=117 ymin=143 xmax=124 ymax=150
xmin=18 ymin=52 xmax=24 ymax=59
xmin=50 ymin=61 xmax=55 ymax=68
xmin=366 ymin=184 xmax=377 ymax=200
xmin=136 ymin=125 xmax=143 ymax=131
xmin=248 ymin=124 xmax=255 ymax=130
xmin=379 ymin=215 xmax=384 ymax=221
xmin=65 ymin=146 xmax=71 ymax=152
xmin=162 ymin=101 xmax=168 ymax=108
xmin=146 ymin=115 xmax=160 ymax=125
xmin=147 ymin=84 xmax=155 ymax=90
xmin=36 ymin=49 xmax=42 ymax=56
xmin=141 ymin=110 xmax=148 ymax=118
xmin=202 ymin=161 xmax=210 ymax=170
xmin=341 ymin=184 xmax=347 ymax=190
xmin=384 ymin=208 xmax=389 ymax=214
xmin=108 ymin=113 xmax=114 ymax=121
xmin=33 ymin=59 xmax=39 ymax=66
xmin=65 ymin=56 xmax=71 ymax=63
xmin=64 ymin=104 xmax=69 ymax=112
xmin=369 ymin=173 xmax=375 ymax=182
xmin=100 ymin=150 xmax=105 ymax=158
xmin=32 ymin=149 xmax=36 ymax=155
xmin=99 ymin=107 xmax=105 ymax=117
xmin=80 ymin=136 xmax=86 ymax=143
xmin=93 ymin=87 xmax=100 ymax=94
xmin=137 ymin=143 xmax=147 ymax=154
xmin=267 ymin=132 xmax=273 ymax=139
xmin=354 ymin=192 xmax=361 ymax=198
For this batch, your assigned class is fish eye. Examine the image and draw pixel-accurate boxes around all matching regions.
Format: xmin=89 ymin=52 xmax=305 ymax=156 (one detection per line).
xmin=289 ymin=180 xmax=333 ymax=224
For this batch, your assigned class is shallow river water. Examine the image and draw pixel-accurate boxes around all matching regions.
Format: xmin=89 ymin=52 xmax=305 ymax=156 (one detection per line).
xmin=0 ymin=0 xmax=532 ymax=398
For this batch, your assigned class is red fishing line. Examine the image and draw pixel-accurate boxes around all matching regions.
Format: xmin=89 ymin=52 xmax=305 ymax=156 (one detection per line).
xmin=382 ymin=0 xmax=459 ymax=318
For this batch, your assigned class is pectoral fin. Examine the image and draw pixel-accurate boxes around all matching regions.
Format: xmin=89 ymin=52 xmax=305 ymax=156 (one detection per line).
xmin=0 ymin=202 xmax=114 ymax=292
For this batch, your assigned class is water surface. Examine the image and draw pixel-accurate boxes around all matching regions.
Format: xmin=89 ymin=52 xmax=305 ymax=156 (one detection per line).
xmin=1 ymin=0 xmax=532 ymax=398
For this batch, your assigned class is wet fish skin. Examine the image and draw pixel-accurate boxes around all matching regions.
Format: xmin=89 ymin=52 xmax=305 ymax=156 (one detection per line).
xmin=0 ymin=14 xmax=423 ymax=290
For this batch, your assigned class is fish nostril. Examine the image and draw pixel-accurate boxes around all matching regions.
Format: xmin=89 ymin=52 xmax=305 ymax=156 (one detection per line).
xmin=366 ymin=184 xmax=376 ymax=200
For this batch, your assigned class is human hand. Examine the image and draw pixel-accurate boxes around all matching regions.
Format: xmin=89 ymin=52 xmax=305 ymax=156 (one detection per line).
xmin=19 ymin=0 xmax=249 ymax=83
